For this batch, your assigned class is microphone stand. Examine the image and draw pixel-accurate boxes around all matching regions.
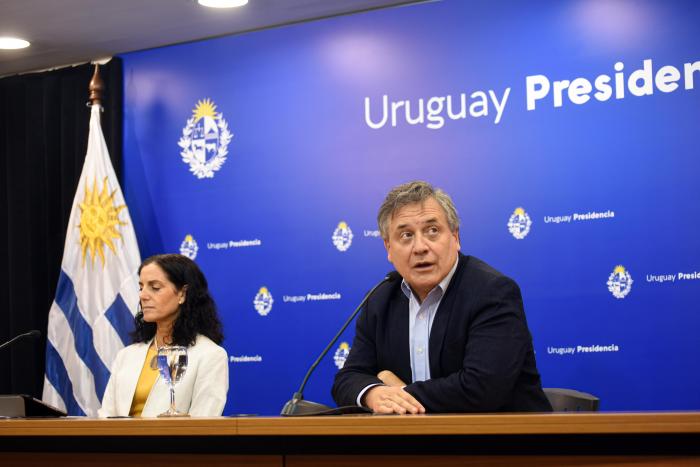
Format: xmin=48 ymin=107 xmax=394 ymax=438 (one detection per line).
xmin=0 ymin=330 xmax=66 ymax=417
xmin=280 ymin=272 xmax=399 ymax=416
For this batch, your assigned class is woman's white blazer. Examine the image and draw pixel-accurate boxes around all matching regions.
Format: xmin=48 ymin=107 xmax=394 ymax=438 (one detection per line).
xmin=98 ymin=334 xmax=228 ymax=417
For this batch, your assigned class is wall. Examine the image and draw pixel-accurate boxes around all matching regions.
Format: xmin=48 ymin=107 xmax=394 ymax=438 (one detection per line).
xmin=121 ymin=0 xmax=700 ymax=414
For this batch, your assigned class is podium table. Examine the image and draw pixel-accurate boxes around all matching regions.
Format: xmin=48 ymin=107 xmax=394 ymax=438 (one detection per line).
xmin=1 ymin=412 xmax=699 ymax=466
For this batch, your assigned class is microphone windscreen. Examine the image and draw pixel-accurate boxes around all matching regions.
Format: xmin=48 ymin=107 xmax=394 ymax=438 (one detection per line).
xmin=27 ymin=330 xmax=42 ymax=339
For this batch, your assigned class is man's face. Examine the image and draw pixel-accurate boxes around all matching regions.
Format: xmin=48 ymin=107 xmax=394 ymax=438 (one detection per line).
xmin=384 ymin=197 xmax=460 ymax=302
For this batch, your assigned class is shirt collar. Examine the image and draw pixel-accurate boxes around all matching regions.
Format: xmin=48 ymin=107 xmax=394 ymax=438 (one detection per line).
xmin=401 ymin=255 xmax=459 ymax=302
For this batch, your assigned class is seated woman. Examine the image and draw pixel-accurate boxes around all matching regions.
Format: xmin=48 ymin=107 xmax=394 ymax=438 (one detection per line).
xmin=99 ymin=254 xmax=228 ymax=417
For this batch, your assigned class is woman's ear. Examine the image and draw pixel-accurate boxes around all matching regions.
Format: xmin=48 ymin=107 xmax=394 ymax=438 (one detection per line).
xmin=178 ymin=285 xmax=188 ymax=304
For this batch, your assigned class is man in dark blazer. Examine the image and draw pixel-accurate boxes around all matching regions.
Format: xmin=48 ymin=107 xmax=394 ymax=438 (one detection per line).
xmin=332 ymin=181 xmax=551 ymax=413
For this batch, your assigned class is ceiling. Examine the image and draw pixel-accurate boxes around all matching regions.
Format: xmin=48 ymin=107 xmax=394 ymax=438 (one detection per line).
xmin=0 ymin=0 xmax=424 ymax=77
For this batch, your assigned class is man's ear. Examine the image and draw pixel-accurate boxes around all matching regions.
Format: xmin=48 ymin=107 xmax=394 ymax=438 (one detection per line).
xmin=384 ymin=238 xmax=392 ymax=262
xmin=454 ymin=229 xmax=461 ymax=251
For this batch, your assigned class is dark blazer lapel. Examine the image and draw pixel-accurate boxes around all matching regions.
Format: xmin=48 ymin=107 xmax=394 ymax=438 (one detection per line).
xmin=429 ymin=254 xmax=467 ymax=378
xmin=386 ymin=289 xmax=412 ymax=384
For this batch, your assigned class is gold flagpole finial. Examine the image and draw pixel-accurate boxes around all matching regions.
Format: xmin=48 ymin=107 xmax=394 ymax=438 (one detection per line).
xmin=88 ymin=64 xmax=104 ymax=107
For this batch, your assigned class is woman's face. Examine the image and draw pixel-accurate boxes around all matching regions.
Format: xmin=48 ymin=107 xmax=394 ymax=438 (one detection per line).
xmin=138 ymin=262 xmax=185 ymax=326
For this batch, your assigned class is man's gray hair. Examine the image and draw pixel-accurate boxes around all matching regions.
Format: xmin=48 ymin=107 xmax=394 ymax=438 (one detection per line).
xmin=377 ymin=181 xmax=460 ymax=240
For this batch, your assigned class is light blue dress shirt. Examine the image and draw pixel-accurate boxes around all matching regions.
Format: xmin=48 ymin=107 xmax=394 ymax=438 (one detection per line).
xmin=402 ymin=258 xmax=459 ymax=382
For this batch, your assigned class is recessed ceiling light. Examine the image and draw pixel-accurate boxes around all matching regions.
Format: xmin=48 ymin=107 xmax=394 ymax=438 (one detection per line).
xmin=198 ymin=0 xmax=248 ymax=8
xmin=0 ymin=37 xmax=30 ymax=49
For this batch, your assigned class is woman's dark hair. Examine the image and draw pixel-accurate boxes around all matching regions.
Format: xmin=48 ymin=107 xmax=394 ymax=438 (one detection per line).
xmin=131 ymin=254 xmax=224 ymax=346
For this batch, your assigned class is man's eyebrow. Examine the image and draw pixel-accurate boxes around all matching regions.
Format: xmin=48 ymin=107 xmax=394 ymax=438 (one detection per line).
xmin=394 ymin=218 xmax=439 ymax=231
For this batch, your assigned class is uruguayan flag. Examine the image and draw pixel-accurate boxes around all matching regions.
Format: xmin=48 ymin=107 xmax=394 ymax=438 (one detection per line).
xmin=42 ymin=103 xmax=141 ymax=416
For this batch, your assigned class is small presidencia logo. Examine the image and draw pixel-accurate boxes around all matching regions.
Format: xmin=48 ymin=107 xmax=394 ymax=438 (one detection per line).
xmin=178 ymin=98 xmax=233 ymax=179
xmin=332 ymin=221 xmax=353 ymax=252
xmin=179 ymin=234 xmax=199 ymax=259
xmin=253 ymin=286 xmax=274 ymax=316
xmin=607 ymin=265 xmax=633 ymax=299
xmin=507 ymin=207 xmax=532 ymax=240
xmin=333 ymin=342 xmax=350 ymax=369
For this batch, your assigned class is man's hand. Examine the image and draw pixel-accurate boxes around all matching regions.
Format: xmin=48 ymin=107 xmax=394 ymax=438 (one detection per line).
xmin=377 ymin=370 xmax=406 ymax=387
xmin=363 ymin=385 xmax=425 ymax=414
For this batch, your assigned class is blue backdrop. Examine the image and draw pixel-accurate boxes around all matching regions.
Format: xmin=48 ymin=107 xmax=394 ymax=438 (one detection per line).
xmin=121 ymin=0 xmax=700 ymax=414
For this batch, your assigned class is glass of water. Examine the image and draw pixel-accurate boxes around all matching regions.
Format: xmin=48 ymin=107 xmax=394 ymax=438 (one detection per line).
xmin=156 ymin=345 xmax=189 ymax=417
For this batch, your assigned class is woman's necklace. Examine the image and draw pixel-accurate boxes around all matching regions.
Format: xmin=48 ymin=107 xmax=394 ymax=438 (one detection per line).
xmin=150 ymin=335 xmax=160 ymax=370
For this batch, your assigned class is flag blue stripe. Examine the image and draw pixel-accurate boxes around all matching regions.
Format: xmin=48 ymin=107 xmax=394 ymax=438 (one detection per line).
xmin=45 ymin=340 xmax=86 ymax=416
xmin=104 ymin=294 xmax=135 ymax=346
xmin=54 ymin=270 xmax=111 ymax=401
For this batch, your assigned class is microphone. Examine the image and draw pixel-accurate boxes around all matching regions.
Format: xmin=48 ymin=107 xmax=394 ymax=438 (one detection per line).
xmin=281 ymin=271 xmax=401 ymax=416
xmin=0 ymin=330 xmax=41 ymax=352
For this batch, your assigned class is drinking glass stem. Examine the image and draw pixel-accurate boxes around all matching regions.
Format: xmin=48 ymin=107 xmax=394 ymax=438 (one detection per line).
xmin=169 ymin=384 xmax=176 ymax=413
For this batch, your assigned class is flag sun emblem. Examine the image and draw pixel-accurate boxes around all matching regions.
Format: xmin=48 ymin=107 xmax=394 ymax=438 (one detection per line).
xmin=78 ymin=176 xmax=126 ymax=266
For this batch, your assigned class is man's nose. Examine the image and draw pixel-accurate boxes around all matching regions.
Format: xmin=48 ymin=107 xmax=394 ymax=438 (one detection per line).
xmin=413 ymin=234 xmax=429 ymax=253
